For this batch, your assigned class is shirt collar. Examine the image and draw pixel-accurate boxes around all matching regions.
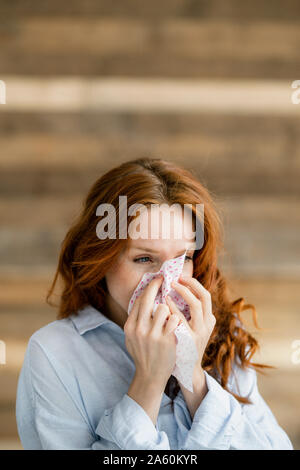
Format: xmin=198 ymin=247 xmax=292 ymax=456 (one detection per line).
xmin=69 ymin=304 xmax=122 ymax=335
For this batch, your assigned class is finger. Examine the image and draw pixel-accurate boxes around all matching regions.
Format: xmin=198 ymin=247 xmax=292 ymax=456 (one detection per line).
xmin=163 ymin=313 xmax=181 ymax=336
xmin=127 ymin=275 xmax=162 ymax=326
xmin=127 ymin=291 xmax=143 ymax=327
xmin=150 ymin=304 xmax=170 ymax=335
xmin=165 ymin=295 xmax=192 ymax=333
xmin=171 ymin=280 xmax=203 ymax=326
xmin=136 ymin=275 xmax=164 ymax=328
xmin=178 ymin=276 xmax=212 ymax=320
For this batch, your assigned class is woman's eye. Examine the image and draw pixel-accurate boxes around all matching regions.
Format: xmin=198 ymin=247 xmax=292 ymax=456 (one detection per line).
xmin=134 ymin=255 xmax=193 ymax=264
xmin=134 ymin=256 xmax=152 ymax=264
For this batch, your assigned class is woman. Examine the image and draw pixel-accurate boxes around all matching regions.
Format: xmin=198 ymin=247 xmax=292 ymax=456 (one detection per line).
xmin=16 ymin=158 xmax=293 ymax=450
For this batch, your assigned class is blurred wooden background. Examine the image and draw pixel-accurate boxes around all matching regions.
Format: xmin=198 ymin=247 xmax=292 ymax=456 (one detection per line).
xmin=0 ymin=0 xmax=299 ymax=449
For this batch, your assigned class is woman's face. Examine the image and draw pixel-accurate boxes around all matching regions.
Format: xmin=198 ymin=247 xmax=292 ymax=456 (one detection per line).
xmin=104 ymin=206 xmax=195 ymax=317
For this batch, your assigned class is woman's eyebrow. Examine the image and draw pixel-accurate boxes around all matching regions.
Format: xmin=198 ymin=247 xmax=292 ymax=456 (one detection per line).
xmin=131 ymin=246 xmax=195 ymax=256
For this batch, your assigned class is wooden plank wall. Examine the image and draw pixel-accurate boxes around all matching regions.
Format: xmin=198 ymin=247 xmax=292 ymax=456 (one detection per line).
xmin=0 ymin=0 xmax=299 ymax=449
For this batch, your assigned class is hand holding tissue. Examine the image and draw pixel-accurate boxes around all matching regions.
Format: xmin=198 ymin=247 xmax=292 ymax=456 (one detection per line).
xmin=127 ymin=251 xmax=199 ymax=392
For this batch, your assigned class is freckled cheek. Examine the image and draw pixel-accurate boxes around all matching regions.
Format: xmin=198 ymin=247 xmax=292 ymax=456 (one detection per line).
xmin=108 ymin=266 xmax=141 ymax=307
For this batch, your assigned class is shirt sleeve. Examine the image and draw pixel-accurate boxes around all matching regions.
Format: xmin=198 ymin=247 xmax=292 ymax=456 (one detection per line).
xmin=95 ymin=394 xmax=170 ymax=450
xmin=173 ymin=364 xmax=294 ymax=450
xmin=16 ymin=337 xmax=170 ymax=450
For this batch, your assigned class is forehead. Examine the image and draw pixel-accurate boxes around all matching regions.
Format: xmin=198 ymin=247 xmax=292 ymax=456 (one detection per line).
xmin=127 ymin=205 xmax=195 ymax=250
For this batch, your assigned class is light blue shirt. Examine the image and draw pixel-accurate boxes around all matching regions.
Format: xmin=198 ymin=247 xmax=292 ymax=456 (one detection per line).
xmin=16 ymin=304 xmax=293 ymax=450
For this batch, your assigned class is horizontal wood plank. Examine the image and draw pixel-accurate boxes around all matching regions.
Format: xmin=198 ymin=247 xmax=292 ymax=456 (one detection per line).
xmin=0 ymin=20 xmax=299 ymax=78
xmin=1 ymin=163 xmax=300 ymax=197
xmin=0 ymin=406 xmax=19 ymax=438
xmin=0 ymin=78 xmax=298 ymax=113
xmin=0 ymin=109 xmax=299 ymax=196
xmin=0 ymin=0 xmax=299 ymax=20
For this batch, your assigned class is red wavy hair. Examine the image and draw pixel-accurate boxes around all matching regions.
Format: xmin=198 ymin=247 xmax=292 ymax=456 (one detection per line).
xmin=46 ymin=157 xmax=274 ymax=405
